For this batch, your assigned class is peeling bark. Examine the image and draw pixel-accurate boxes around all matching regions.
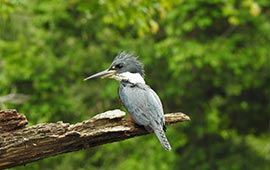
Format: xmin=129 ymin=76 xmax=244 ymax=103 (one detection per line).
xmin=0 ymin=109 xmax=190 ymax=169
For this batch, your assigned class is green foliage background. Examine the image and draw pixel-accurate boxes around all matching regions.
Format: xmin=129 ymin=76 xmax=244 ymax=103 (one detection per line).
xmin=0 ymin=0 xmax=269 ymax=169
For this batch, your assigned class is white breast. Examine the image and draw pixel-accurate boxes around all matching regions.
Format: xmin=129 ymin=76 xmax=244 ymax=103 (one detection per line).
xmin=112 ymin=72 xmax=145 ymax=84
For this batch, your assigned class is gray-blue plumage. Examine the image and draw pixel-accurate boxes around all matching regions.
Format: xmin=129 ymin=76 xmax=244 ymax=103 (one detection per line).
xmin=84 ymin=52 xmax=171 ymax=151
xmin=119 ymin=80 xmax=171 ymax=151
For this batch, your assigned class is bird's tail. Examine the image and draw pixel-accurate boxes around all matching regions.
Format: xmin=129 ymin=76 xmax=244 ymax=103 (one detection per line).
xmin=154 ymin=128 xmax=172 ymax=151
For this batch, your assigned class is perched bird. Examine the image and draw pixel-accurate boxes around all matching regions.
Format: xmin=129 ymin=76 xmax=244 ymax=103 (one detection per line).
xmin=84 ymin=52 xmax=171 ymax=151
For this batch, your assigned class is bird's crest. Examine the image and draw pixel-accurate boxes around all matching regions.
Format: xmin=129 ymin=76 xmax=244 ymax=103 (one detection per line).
xmin=112 ymin=51 xmax=145 ymax=77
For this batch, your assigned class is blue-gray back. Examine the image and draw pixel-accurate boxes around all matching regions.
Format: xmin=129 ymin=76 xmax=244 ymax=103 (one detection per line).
xmin=118 ymin=81 xmax=165 ymax=130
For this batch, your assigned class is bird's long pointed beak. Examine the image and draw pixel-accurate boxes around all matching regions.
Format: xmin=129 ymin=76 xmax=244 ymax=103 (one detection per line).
xmin=84 ymin=69 xmax=116 ymax=81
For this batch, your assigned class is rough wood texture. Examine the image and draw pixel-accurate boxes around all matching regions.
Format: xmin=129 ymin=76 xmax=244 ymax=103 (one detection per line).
xmin=0 ymin=109 xmax=190 ymax=169
xmin=0 ymin=109 xmax=28 ymax=132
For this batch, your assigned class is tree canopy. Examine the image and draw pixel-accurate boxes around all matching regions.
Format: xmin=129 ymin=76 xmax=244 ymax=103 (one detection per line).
xmin=0 ymin=0 xmax=269 ymax=169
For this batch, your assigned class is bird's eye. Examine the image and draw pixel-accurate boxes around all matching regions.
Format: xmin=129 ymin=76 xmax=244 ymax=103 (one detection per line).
xmin=115 ymin=63 xmax=123 ymax=69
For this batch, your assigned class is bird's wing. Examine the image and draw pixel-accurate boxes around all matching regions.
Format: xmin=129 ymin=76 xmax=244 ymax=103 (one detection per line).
xmin=149 ymin=88 xmax=166 ymax=124
xmin=119 ymin=83 xmax=164 ymax=129
xmin=119 ymin=83 xmax=171 ymax=150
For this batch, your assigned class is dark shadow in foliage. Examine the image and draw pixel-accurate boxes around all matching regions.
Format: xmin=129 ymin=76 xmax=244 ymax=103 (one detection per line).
xmin=174 ymin=133 xmax=269 ymax=170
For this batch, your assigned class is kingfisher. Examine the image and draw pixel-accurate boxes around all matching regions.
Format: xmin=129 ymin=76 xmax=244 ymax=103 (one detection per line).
xmin=84 ymin=52 xmax=171 ymax=151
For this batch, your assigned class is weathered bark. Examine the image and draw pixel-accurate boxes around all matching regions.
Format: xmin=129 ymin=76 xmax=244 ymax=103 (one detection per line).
xmin=0 ymin=109 xmax=28 ymax=132
xmin=0 ymin=109 xmax=190 ymax=169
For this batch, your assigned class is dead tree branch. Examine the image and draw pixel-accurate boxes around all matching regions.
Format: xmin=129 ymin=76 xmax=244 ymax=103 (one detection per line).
xmin=0 ymin=109 xmax=190 ymax=169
